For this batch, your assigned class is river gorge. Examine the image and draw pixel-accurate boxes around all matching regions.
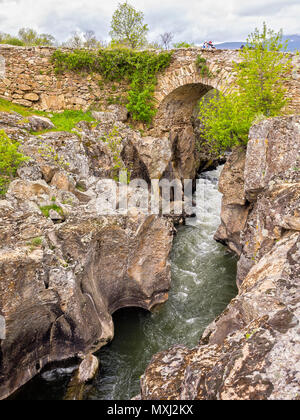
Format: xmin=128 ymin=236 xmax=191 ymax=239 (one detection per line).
xmin=12 ymin=167 xmax=237 ymax=400
xmin=0 ymin=99 xmax=299 ymax=400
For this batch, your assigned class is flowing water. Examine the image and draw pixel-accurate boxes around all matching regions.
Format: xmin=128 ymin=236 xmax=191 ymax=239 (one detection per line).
xmin=13 ymin=166 xmax=237 ymax=400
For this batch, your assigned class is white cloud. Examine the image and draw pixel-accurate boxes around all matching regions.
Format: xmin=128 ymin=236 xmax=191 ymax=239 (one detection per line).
xmin=0 ymin=0 xmax=299 ymax=44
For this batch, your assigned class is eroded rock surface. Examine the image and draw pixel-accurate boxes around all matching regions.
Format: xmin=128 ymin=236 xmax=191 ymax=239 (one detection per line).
xmin=0 ymin=111 xmax=174 ymax=399
xmin=140 ymin=116 xmax=300 ymax=401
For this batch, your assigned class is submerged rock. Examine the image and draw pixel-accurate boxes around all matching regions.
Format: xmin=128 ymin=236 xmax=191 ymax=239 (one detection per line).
xmin=64 ymin=354 xmax=99 ymax=400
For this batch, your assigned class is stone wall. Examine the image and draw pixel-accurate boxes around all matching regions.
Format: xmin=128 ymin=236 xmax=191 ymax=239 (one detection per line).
xmin=0 ymin=45 xmax=129 ymax=111
xmin=0 ymin=45 xmax=299 ymax=120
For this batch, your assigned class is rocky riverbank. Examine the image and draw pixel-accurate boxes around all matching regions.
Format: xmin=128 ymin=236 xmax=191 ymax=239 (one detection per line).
xmin=0 ymin=104 xmax=200 ymax=400
xmin=0 ymin=106 xmax=299 ymax=400
xmin=140 ymin=116 xmax=300 ymax=400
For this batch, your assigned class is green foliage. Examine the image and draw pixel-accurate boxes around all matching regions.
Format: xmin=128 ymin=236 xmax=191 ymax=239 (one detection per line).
xmin=198 ymin=92 xmax=255 ymax=152
xmin=18 ymin=28 xmax=55 ymax=46
xmin=173 ymin=41 xmax=194 ymax=48
xmin=0 ymin=28 xmax=55 ymax=46
xmin=235 ymin=23 xmax=292 ymax=117
xmin=27 ymin=237 xmax=43 ymax=251
xmin=110 ymin=2 xmax=149 ymax=49
xmin=196 ymin=55 xmax=213 ymax=78
xmin=0 ymin=36 xmax=25 ymax=46
xmin=0 ymin=130 xmax=29 ymax=195
xmin=198 ymin=24 xmax=293 ymax=154
xmin=52 ymin=48 xmax=172 ymax=123
xmin=39 ymin=204 xmax=64 ymax=218
xmin=50 ymin=110 xmax=94 ymax=131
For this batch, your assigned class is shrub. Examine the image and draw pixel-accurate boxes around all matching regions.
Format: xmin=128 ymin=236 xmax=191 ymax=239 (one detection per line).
xmin=0 ymin=37 xmax=25 ymax=46
xmin=198 ymin=24 xmax=293 ymax=154
xmin=52 ymin=49 xmax=172 ymax=124
xmin=0 ymin=130 xmax=29 ymax=195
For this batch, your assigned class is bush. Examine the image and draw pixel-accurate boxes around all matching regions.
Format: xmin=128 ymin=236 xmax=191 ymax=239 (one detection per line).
xmin=0 ymin=37 xmax=25 ymax=46
xmin=198 ymin=24 xmax=293 ymax=154
xmin=52 ymin=48 xmax=172 ymax=124
xmin=0 ymin=130 xmax=29 ymax=195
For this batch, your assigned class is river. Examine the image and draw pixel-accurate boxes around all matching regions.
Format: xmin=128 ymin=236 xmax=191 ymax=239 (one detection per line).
xmin=13 ymin=166 xmax=237 ymax=400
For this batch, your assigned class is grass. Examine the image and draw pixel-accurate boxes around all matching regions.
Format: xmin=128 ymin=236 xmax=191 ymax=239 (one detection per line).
xmin=0 ymin=98 xmax=95 ymax=133
xmin=26 ymin=236 xmax=43 ymax=252
xmin=50 ymin=110 xmax=94 ymax=132
xmin=0 ymin=97 xmax=47 ymax=117
xmin=39 ymin=204 xmax=64 ymax=218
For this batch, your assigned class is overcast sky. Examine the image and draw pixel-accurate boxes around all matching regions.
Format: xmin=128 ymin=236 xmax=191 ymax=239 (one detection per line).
xmin=0 ymin=0 xmax=299 ymax=44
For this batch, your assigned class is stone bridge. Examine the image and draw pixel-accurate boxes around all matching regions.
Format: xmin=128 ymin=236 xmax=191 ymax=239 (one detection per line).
xmin=0 ymin=45 xmax=299 ymax=135
xmin=153 ymin=48 xmax=239 ymax=135
xmin=152 ymin=48 xmax=300 ymax=135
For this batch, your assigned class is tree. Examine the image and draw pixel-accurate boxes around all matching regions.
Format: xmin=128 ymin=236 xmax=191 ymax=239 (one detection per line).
xmin=160 ymin=32 xmax=174 ymax=49
xmin=64 ymin=31 xmax=83 ymax=48
xmin=83 ymin=30 xmax=102 ymax=48
xmin=236 ymin=23 xmax=291 ymax=117
xmin=198 ymin=24 xmax=293 ymax=153
xmin=110 ymin=2 xmax=149 ymax=49
xmin=18 ymin=28 xmax=55 ymax=46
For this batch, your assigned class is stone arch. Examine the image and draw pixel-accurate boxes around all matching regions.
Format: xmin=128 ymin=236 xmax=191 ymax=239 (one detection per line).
xmin=0 ymin=55 xmax=5 ymax=79
xmin=153 ymin=64 xmax=233 ymax=134
xmin=149 ymin=65 xmax=234 ymax=180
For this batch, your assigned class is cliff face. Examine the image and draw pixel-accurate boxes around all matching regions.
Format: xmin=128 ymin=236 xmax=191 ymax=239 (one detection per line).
xmin=0 ymin=109 xmax=177 ymax=399
xmin=140 ymin=116 xmax=300 ymax=400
